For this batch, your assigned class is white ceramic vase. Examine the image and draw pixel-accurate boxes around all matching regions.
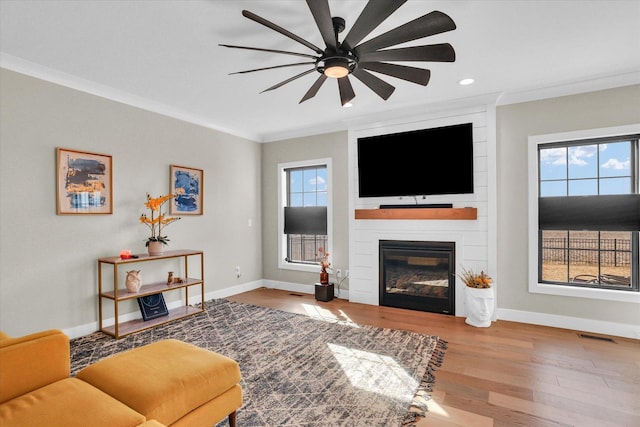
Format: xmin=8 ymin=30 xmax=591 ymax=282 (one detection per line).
xmin=125 ymin=270 xmax=142 ymax=293
xmin=464 ymin=286 xmax=494 ymax=327
xmin=147 ymin=241 xmax=165 ymax=256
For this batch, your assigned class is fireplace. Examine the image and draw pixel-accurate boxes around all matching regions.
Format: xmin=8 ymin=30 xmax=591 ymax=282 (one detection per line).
xmin=379 ymin=240 xmax=455 ymax=315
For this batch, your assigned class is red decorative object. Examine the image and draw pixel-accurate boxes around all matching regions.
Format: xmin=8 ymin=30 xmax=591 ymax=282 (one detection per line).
xmin=320 ymin=270 xmax=329 ymax=285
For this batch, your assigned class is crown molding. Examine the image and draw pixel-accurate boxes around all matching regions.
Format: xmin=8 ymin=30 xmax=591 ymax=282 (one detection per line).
xmin=0 ymin=53 xmax=262 ymax=142
xmin=496 ymin=70 xmax=640 ymax=106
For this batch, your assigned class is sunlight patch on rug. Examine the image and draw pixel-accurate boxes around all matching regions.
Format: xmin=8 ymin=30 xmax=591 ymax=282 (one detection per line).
xmin=328 ymin=343 xmax=418 ymax=399
xmin=301 ymin=303 xmax=360 ymax=327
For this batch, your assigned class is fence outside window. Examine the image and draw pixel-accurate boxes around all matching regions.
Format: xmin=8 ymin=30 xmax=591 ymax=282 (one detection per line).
xmin=287 ymin=235 xmax=328 ymax=265
xmin=542 ymin=238 xmax=631 ymax=266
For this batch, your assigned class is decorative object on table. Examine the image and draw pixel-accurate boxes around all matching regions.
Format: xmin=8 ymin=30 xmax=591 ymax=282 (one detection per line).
xmin=56 ymin=147 xmax=112 ymax=215
xmin=317 ymin=247 xmax=331 ymax=285
xmin=169 ymin=165 xmax=203 ymax=215
xmin=125 ymin=270 xmax=142 ymax=293
xmin=137 ymin=294 xmax=169 ymax=320
xmin=459 ymin=267 xmax=494 ymax=327
xmin=119 ymin=250 xmax=132 ymax=260
xmin=140 ymin=193 xmax=181 ymax=255
xmin=166 ymin=271 xmax=186 ymax=286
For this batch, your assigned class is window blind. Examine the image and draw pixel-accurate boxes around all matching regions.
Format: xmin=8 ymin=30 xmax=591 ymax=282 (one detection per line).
xmin=284 ymin=206 xmax=327 ymax=235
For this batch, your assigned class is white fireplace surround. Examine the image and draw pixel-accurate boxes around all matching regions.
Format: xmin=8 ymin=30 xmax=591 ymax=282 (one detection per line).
xmin=347 ymin=105 xmax=496 ymax=319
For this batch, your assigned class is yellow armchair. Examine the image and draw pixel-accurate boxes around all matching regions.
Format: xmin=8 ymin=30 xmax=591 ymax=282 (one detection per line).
xmin=0 ymin=329 xmax=70 ymax=404
xmin=0 ymin=330 xmax=241 ymax=427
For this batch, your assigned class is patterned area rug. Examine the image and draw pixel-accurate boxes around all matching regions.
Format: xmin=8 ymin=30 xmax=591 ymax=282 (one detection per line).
xmin=70 ymin=299 xmax=446 ymax=427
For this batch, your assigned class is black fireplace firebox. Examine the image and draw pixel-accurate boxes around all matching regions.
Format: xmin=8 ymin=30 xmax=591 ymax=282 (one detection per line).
xmin=379 ymin=240 xmax=455 ymax=315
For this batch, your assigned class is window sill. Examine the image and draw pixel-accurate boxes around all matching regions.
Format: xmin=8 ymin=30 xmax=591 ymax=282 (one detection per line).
xmin=278 ymin=261 xmax=320 ymax=274
xmin=529 ymin=282 xmax=640 ymax=303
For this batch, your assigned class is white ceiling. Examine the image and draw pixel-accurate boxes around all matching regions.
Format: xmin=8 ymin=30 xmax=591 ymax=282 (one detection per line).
xmin=1 ymin=0 xmax=639 ymax=142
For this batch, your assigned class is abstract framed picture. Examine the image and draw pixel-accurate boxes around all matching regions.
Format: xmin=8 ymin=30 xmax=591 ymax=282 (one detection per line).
xmin=56 ymin=148 xmax=113 ymax=215
xmin=170 ymin=165 xmax=203 ymax=215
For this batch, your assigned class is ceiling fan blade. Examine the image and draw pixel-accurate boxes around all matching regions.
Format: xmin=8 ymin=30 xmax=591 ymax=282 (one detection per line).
xmin=355 ymin=11 xmax=456 ymax=53
xmin=300 ymin=74 xmax=328 ymax=103
xmin=360 ymin=62 xmax=430 ymax=86
xmin=341 ymin=0 xmax=407 ymax=51
xmin=242 ymin=10 xmax=324 ymax=55
xmin=358 ymin=44 xmax=455 ymax=63
xmin=260 ymin=69 xmax=316 ymax=93
xmin=337 ymin=76 xmax=356 ymax=106
xmin=352 ymin=68 xmax=395 ymax=100
xmin=219 ymin=44 xmax=318 ymax=59
xmin=230 ymin=62 xmax=316 ymax=75
xmin=306 ymin=0 xmax=336 ymax=50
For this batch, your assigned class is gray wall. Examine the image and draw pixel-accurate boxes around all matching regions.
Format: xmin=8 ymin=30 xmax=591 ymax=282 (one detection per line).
xmin=496 ymin=84 xmax=640 ymax=325
xmin=261 ymin=131 xmax=350 ymax=289
xmin=0 ymin=68 xmax=262 ymax=336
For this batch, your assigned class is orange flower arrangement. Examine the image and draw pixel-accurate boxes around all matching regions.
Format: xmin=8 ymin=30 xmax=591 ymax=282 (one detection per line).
xmin=139 ymin=193 xmax=181 ymax=246
xmin=459 ymin=267 xmax=492 ymax=288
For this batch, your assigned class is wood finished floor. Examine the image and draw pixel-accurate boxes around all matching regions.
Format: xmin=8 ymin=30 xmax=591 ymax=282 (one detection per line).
xmin=226 ymin=288 xmax=640 ymax=427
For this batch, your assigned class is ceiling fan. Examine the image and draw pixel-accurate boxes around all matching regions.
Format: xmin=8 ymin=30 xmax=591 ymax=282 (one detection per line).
xmin=220 ymin=0 xmax=457 ymax=106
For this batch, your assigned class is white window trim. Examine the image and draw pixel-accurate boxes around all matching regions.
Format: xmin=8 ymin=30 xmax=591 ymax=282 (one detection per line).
xmin=277 ymin=158 xmax=333 ymax=273
xmin=527 ymin=123 xmax=640 ymax=303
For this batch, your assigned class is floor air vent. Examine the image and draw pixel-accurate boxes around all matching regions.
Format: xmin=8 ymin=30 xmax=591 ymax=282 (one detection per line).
xmin=578 ymin=333 xmax=615 ymax=343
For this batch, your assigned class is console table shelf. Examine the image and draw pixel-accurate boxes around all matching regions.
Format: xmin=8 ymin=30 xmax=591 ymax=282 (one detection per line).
xmin=355 ymin=207 xmax=477 ymax=220
xmin=98 ymin=250 xmax=204 ymax=338
xmin=100 ymin=306 xmax=202 ymax=337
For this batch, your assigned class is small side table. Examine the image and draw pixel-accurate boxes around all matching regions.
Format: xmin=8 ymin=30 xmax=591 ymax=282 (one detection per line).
xmin=314 ymin=283 xmax=334 ymax=302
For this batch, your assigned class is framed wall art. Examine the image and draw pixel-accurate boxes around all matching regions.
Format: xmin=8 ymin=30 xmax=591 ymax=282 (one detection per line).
xmin=56 ymin=148 xmax=113 ymax=215
xmin=170 ymin=165 xmax=203 ymax=215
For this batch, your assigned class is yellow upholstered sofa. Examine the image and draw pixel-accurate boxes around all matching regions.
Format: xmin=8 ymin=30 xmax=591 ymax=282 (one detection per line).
xmin=0 ymin=330 xmax=242 ymax=427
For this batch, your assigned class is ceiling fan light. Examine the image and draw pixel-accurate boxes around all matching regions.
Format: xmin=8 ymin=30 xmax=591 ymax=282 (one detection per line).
xmin=324 ymin=65 xmax=349 ymax=78
xmin=324 ymin=58 xmax=350 ymax=78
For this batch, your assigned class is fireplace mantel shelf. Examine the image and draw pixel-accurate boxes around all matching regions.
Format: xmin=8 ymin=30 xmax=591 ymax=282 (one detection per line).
xmin=355 ymin=207 xmax=477 ymax=220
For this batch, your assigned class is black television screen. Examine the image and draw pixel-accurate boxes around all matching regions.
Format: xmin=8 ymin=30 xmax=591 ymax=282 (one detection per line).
xmin=357 ymin=123 xmax=474 ymax=198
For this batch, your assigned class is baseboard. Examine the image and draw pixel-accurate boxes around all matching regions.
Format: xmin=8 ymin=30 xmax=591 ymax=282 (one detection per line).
xmin=497 ymin=308 xmax=640 ymax=340
xmin=197 ymin=280 xmax=264 ymax=303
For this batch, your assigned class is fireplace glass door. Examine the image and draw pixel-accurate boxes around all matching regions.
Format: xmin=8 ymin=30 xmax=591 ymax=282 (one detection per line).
xmin=380 ymin=240 xmax=455 ymax=315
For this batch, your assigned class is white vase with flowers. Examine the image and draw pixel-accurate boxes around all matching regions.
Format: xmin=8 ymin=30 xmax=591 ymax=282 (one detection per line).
xmin=139 ymin=193 xmax=181 ymax=255
xmin=459 ymin=267 xmax=494 ymax=327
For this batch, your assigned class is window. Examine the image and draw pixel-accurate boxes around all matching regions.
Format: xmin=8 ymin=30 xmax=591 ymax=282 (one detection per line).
xmin=278 ymin=159 xmax=332 ymax=272
xmin=528 ymin=125 xmax=640 ymax=302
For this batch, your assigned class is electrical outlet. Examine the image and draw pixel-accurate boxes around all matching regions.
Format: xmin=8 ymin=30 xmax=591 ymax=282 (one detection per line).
xmin=345 ymin=270 xmax=349 ymax=278
xmin=235 ymin=266 xmax=241 ymax=278
xmin=336 ymin=269 xmax=342 ymax=279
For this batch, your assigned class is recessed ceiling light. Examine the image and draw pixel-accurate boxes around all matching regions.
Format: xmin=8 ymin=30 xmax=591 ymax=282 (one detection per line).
xmin=459 ymin=78 xmax=475 ymax=86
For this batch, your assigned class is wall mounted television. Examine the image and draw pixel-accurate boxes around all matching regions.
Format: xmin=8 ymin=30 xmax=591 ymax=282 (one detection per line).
xmin=357 ymin=122 xmax=474 ymax=198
